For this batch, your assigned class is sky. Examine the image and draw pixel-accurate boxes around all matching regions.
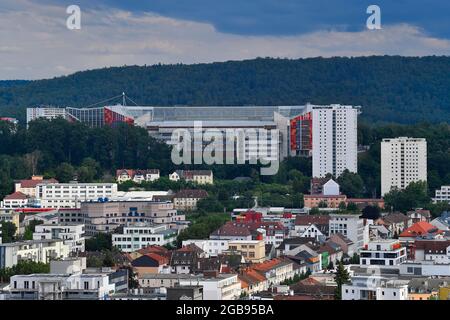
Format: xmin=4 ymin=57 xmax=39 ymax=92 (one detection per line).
xmin=1 ymin=0 xmax=450 ymax=79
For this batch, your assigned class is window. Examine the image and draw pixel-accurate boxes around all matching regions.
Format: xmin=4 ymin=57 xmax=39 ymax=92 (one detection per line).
xmin=84 ymin=281 xmax=89 ymax=290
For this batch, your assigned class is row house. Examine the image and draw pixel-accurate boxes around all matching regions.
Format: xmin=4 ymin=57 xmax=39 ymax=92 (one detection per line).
xmin=169 ymin=170 xmax=214 ymax=185
xmin=116 ymin=169 xmax=160 ymax=184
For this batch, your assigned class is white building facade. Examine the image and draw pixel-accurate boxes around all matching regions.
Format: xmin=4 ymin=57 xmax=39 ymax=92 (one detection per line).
xmin=433 ymin=186 xmax=450 ymax=203
xmin=35 ymin=183 xmax=118 ymax=208
xmin=33 ymin=224 xmax=85 ymax=253
xmin=311 ymin=104 xmax=360 ymax=178
xmin=381 ymin=137 xmax=427 ymax=196
xmin=329 ymin=214 xmax=368 ymax=249
xmin=112 ymin=223 xmax=177 ymax=252
xmin=360 ymin=240 xmax=407 ymax=267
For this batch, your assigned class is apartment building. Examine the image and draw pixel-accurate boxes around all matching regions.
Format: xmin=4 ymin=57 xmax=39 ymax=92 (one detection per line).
xmin=433 ymin=186 xmax=450 ymax=203
xmin=33 ymin=224 xmax=85 ymax=253
xmin=227 ymin=240 xmax=265 ymax=263
xmin=112 ymin=223 xmax=177 ymax=252
xmin=381 ymin=137 xmax=427 ymax=196
xmin=329 ymin=214 xmax=368 ymax=249
xmin=178 ymin=273 xmax=242 ymax=300
xmin=8 ymin=273 xmax=115 ymax=300
xmin=342 ymin=276 xmax=409 ymax=300
xmin=173 ymin=189 xmax=209 ymax=211
xmin=311 ymin=104 xmax=360 ymax=178
xmin=360 ymin=240 xmax=407 ymax=267
xmin=80 ymin=200 xmax=184 ymax=235
xmin=35 ymin=182 xmax=118 ymax=208
xmin=0 ymin=239 xmax=70 ymax=268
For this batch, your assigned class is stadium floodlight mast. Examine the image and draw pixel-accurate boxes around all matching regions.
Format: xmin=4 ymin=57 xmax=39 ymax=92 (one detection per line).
xmin=170 ymin=121 xmax=280 ymax=176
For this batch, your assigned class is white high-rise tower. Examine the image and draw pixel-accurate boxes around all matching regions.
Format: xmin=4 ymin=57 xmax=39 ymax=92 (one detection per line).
xmin=311 ymin=104 xmax=360 ymax=178
xmin=381 ymin=137 xmax=427 ymax=196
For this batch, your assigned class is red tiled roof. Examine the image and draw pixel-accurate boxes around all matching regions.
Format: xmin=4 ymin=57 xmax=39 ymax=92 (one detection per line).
xmin=145 ymin=253 xmax=169 ymax=265
xmin=4 ymin=191 xmax=29 ymax=200
xmin=414 ymin=240 xmax=450 ymax=253
xmin=137 ymin=245 xmax=169 ymax=255
xmin=295 ymin=215 xmax=330 ymax=226
xmin=211 ymin=222 xmax=252 ymax=237
xmin=399 ymin=222 xmax=442 ymax=237
xmin=19 ymin=178 xmax=58 ymax=188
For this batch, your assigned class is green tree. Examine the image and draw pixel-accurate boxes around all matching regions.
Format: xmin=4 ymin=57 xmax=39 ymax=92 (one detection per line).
xmin=337 ymin=170 xmax=364 ymax=198
xmin=384 ymin=181 xmax=430 ymax=212
xmin=361 ymin=205 xmax=381 ymax=220
xmin=55 ymin=162 xmax=75 ymax=182
xmin=1 ymin=221 xmax=17 ymax=243
xmin=334 ymin=261 xmax=351 ymax=300
xmin=85 ymin=233 xmax=112 ymax=251
xmin=23 ymin=220 xmax=44 ymax=240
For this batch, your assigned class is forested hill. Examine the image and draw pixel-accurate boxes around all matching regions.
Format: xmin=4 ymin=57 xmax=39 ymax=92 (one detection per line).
xmin=1 ymin=56 xmax=450 ymax=124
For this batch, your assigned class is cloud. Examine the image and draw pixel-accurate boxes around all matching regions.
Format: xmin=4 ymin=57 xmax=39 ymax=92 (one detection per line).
xmin=0 ymin=0 xmax=450 ymax=79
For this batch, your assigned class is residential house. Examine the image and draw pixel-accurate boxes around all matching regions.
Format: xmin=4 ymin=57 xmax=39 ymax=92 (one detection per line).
xmin=413 ymin=240 xmax=450 ymax=264
xmin=276 ymin=237 xmax=317 ymax=257
xmin=285 ymin=245 xmax=322 ymax=273
xmin=290 ymin=277 xmax=335 ymax=300
xmin=251 ymin=258 xmax=296 ymax=287
xmin=408 ymin=277 xmax=450 ymax=300
xmin=116 ymin=169 xmax=160 ymax=184
xmin=431 ymin=211 xmax=450 ymax=231
xmin=170 ymin=245 xmax=204 ymax=274
xmin=173 ymin=189 xmax=208 ymax=211
xmin=329 ymin=233 xmax=356 ymax=257
xmin=399 ymin=221 xmax=444 ymax=244
xmin=292 ymin=215 xmax=330 ymax=240
xmin=239 ymin=268 xmax=268 ymax=295
xmin=169 ymin=170 xmax=213 ymax=185
xmin=210 ymin=222 xmax=253 ymax=241
xmin=1 ymin=192 xmax=31 ymax=209
xmin=131 ymin=253 xmax=170 ymax=276
xmin=407 ymin=209 xmax=431 ymax=225
xmin=182 ymin=239 xmax=229 ymax=257
xmin=375 ymin=213 xmax=410 ymax=236
xmin=227 ymin=240 xmax=265 ymax=263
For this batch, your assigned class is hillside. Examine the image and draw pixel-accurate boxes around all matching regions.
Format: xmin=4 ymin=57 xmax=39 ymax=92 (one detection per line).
xmin=1 ymin=56 xmax=450 ymax=124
